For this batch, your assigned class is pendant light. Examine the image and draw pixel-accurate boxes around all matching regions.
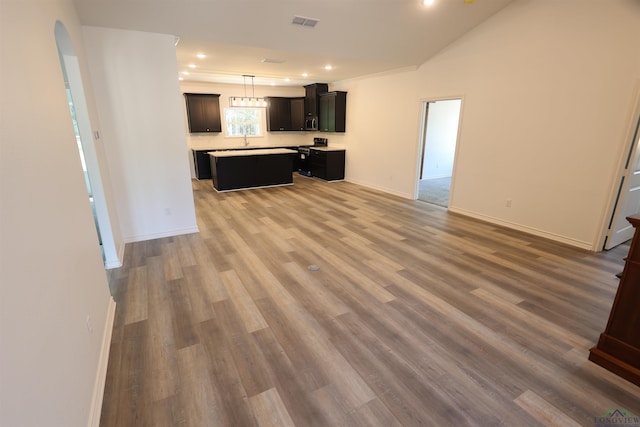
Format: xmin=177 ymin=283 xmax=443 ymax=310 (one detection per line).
xmin=229 ymin=75 xmax=267 ymax=108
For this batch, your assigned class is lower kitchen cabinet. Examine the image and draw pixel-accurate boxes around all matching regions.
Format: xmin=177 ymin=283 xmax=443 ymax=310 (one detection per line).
xmin=192 ymin=149 xmax=212 ymax=179
xmin=311 ymin=149 xmax=345 ymax=181
xmin=209 ymin=149 xmax=296 ymax=191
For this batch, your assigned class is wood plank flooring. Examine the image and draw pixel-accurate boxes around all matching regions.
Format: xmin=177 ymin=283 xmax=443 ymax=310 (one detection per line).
xmin=101 ymin=175 xmax=640 ymax=426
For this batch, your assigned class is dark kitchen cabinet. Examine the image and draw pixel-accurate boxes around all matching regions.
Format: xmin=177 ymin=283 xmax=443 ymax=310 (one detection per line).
xmin=184 ymin=93 xmax=221 ymax=133
xmin=290 ymin=97 xmax=305 ymax=131
xmin=266 ymin=97 xmax=291 ymax=131
xmin=311 ymin=149 xmax=345 ymax=181
xmin=304 ymin=83 xmax=328 ymax=117
xmin=319 ymin=91 xmax=347 ymax=133
xmin=266 ymin=97 xmax=306 ymax=131
xmin=192 ymin=150 xmax=213 ymax=179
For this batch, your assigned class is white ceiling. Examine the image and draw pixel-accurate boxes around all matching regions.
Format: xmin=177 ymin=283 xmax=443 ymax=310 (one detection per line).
xmin=73 ymin=0 xmax=515 ymax=87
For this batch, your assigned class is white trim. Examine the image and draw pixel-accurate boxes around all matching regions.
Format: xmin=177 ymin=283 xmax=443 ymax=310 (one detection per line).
xmin=87 ymin=297 xmax=116 ymax=427
xmin=599 ymin=78 xmax=640 ymax=250
xmin=448 ymin=207 xmax=593 ymax=251
xmin=104 ymin=241 xmax=125 ymax=269
xmin=124 ymin=227 xmax=200 ymax=243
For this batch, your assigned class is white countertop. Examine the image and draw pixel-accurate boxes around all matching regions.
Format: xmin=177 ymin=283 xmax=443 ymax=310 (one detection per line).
xmin=310 ymin=146 xmax=346 ymax=152
xmin=208 ymin=148 xmax=297 ymax=157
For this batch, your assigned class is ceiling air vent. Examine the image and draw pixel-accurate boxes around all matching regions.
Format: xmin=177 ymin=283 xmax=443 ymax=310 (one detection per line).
xmin=261 ymin=58 xmax=286 ymax=64
xmin=292 ymin=16 xmax=319 ymax=28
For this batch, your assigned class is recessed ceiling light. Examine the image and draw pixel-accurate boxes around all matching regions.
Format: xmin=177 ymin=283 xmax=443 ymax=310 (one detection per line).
xmin=182 ymin=71 xmax=189 ymax=75
xmin=422 ymin=0 xmax=435 ymax=5
xmin=196 ymin=53 xmax=206 ymax=59
xmin=302 ymin=73 xmax=308 ymax=77
xmin=285 ymin=77 xmax=291 ymax=82
xmin=178 ymin=77 xmax=184 ymax=81
xmin=324 ymin=65 xmax=333 ymax=70
xmin=188 ymin=64 xmax=196 ymax=68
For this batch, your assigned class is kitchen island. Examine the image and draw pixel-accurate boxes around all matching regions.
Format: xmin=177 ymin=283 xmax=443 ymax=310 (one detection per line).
xmin=208 ymin=148 xmax=297 ymax=191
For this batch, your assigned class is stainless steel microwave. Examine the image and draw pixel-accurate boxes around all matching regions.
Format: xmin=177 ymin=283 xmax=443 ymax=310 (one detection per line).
xmin=305 ymin=116 xmax=318 ymax=131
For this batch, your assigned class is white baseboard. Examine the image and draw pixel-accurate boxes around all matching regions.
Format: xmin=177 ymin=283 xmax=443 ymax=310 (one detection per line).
xmin=448 ymin=206 xmax=594 ymax=251
xmin=124 ymin=226 xmax=200 ymax=243
xmin=87 ymin=297 xmax=116 ymax=427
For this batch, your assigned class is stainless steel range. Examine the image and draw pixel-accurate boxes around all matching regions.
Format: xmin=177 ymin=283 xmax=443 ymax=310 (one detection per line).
xmin=298 ymin=138 xmax=327 ymax=176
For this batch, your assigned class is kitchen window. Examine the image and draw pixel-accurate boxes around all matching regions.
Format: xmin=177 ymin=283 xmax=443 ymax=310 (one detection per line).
xmin=224 ymin=108 xmax=263 ymax=137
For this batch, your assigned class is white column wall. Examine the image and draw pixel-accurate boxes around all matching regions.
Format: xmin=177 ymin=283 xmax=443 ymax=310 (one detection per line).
xmin=83 ymin=27 xmax=198 ymax=242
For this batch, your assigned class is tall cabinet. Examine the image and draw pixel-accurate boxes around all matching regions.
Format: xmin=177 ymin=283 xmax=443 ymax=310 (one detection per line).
xmin=589 ymin=213 xmax=640 ymax=386
xmin=319 ymin=91 xmax=347 ymax=133
xmin=304 ymin=83 xmax=328 ymax=117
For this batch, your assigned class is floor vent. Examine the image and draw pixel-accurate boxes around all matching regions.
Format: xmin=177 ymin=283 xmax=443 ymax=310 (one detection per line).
xmin=292 ymin=16 xmax=319 ymax=28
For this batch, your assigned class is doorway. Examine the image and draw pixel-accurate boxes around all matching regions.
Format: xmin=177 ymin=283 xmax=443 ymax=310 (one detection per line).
xmin=55 ymin=22 xmax=120 ymax=268
xmin=603 ymin=83 xmax=640 ymax=250
xmin=417 ymin=99 xmax=462 ymax=207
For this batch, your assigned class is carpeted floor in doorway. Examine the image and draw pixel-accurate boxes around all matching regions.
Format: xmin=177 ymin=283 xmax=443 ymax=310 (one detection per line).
xmin=418 ymin=176 xmax=451 ymax=207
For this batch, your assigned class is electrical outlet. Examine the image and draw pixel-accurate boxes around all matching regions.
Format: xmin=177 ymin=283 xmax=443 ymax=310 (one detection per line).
xmin=505 ymin=199 xmax=512 ymax=208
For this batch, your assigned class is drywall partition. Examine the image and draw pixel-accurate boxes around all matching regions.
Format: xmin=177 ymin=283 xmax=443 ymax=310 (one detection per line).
xmin=0 ymin=1 xmax=114 ymax=426
xmin=83 ymin=27 xmax=198 ymax=242
xmin=340 ymin=0 xmax=640 ymax=249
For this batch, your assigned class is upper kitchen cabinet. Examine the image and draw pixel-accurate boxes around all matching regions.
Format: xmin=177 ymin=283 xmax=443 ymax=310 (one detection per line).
xmin=266 ymin=97 xmax=306 ymax=131
xmin=304 ymin=83 xmax=328 ymax=117
xmin=266 ymin=97 xmax=292 ymax=131
xmin=319 ymin=91 xmax=347 ymax=133
xmin=290 ymin=97 xmax=305 ymax=131
xmin=184 ymin=93 xmax=221 ymax=133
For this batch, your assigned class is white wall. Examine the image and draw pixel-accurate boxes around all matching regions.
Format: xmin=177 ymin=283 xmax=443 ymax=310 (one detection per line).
xmin=0 ymin=0 xmax=113 ymax=426
xmin=339 ymin=0 xmax=640 ymax=249
xmin=422 ymin=99 xmax=461 ymax=179
xmin=83 ymin=27 xmax=198 ymax=242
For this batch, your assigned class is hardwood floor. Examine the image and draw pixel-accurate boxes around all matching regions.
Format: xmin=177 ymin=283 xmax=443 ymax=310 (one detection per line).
xmin=100 ymin=175 xmax=640 ymax=426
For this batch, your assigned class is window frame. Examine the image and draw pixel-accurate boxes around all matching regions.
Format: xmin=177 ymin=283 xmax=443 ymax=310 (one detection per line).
xmin=223 ymin=107 xmax=264 ymax=138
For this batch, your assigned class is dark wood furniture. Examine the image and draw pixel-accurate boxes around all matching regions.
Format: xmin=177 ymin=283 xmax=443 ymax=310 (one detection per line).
xmin=192 ymin=149 xmax=213 ymax=180
xmin=319 ymin=91 xmax=347 ymax=133
xmin=311 ymin=148 xmax=345 ymax=181
xmin=208 ymin=148 xmax=296 ymax=191
xmin=589 ymin=213 xmax=640 ymax=386
xmin=184 ymin=93 xmax=222 ymax=133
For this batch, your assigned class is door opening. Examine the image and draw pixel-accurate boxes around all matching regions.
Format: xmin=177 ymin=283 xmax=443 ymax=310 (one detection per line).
xmin=604 ymin=83 xmax=640 ymax=250
xmin=416 ymin=98 xmax=462 ymax=207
